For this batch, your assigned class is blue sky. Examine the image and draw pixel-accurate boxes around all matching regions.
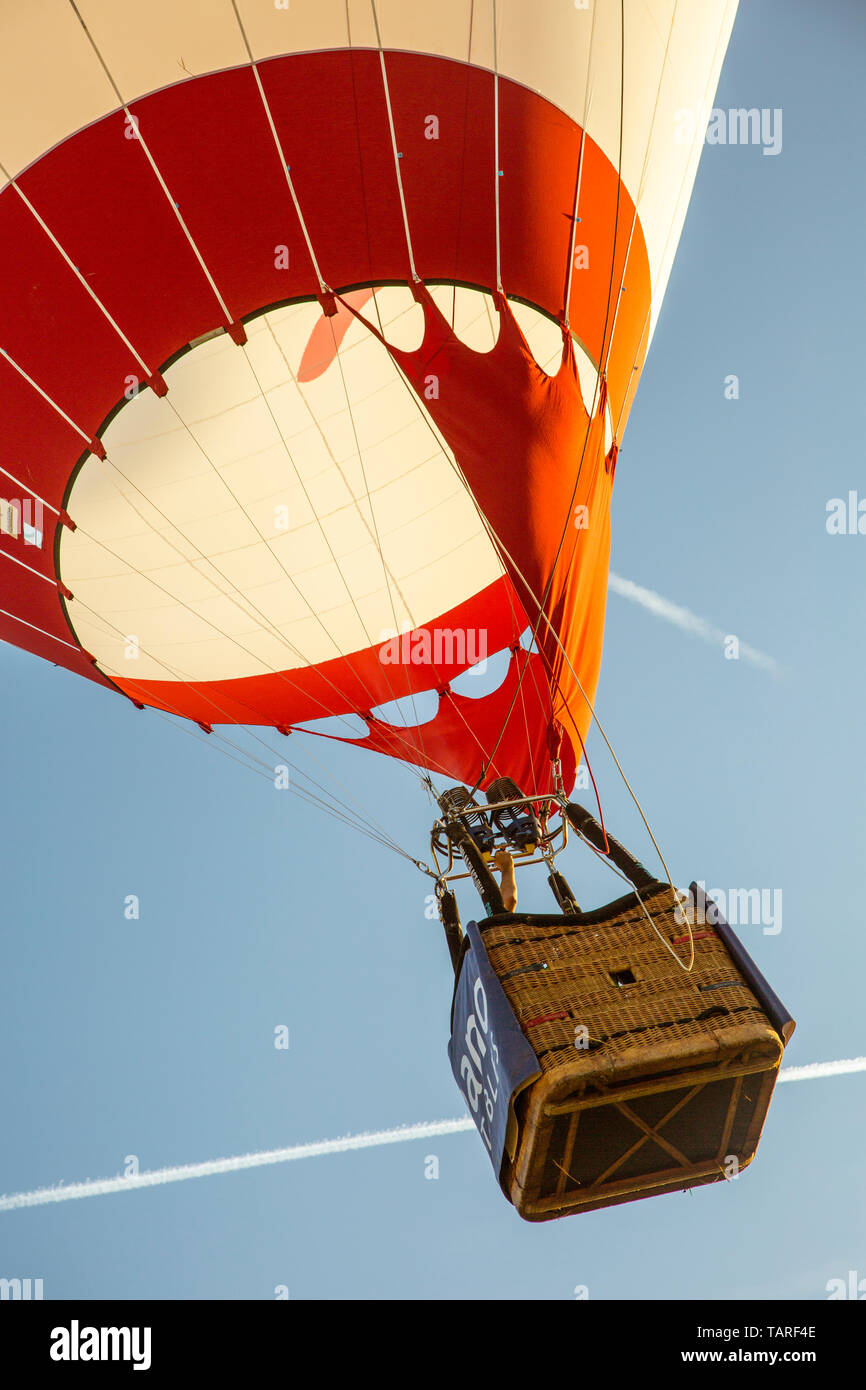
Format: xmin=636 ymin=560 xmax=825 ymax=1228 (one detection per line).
xmin=2 ymin=0 xmax=864 ymax=1300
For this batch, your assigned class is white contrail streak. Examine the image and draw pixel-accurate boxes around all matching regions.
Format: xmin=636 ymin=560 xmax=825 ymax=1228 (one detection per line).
xmin=1 ymin=1058 xmax=861 ymax=1213
xmin=776 ymin=1056 xmax=866 ymax=1084
xmin=0 ymin=1119 xmax=474 ymax=1212
xmin=608 ymin=571 xmax=780 ymax=674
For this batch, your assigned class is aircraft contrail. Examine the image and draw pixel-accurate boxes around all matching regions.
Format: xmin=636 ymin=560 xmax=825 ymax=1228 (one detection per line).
xmin=775 ymin=1056 xmax=866 ymax=1084
xmin=0 ymin=1058 xmax=861 ymax=1214
xmin=608 ymin=572 xmax=780 ymax=674
xmin=0 ymin=1119 xmax=474 ymax=1212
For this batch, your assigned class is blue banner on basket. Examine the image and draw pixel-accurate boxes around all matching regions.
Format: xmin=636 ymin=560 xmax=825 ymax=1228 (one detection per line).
xmin=448 ymin=919 xmax=542 ymax=1176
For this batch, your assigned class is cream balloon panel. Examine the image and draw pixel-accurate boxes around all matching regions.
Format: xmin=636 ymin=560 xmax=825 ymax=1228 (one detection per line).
xmin=1 ymin=0 xmax=736 ymax=348
xmin=59 ymin=288 xmax=510 ymax=683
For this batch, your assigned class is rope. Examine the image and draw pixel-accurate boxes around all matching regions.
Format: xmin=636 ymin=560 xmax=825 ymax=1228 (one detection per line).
xmin=0 ymin=162 xmax=153 ymax=376
xmin=71 ymin=590 xmax=419 ymax=863
xmin=328 ymin=299 xmax=432 ymax=767
xmin=341 ymin=6 xmax=463 ymax=781
xmin=349 ymin=292 xmax=611 ymax=839
xmin=465 ymin=0 xmax=629 ymax=793
xmin=370 ymin=2 xmax=419 ymax=282
xmin=0 ymin=345 xmax=92 ymax=443
xmin=563 ymin=0 xmax=598 ymax=328
xmin=234 ymin=327 xmax=437 ymax=780
xmin=569 ymin=826 xmax=694 ymax=974
xmin=486 ymin=531 xmax=693 ymax=970
xmin=362 ymin=289 xmax=681 ymax=943
xmin=153 ymin=704 xmax=419 ymax=862
xmin=596 ymin=3 xmax=676 ymax=398
xmin=0 ymin=545 xmax=57 ymax=586
xmin=67 ymin=470 xmax=438 ymax=784
xmin=229 ymin=0 xmax=330 ymax=295
xmin=50 ymin=392 xmax=439 ymax=813
xmin=67 ymin=0 xmax=234 ymax=326
xmin=0 ymin=606 xmax=81 ymax=652
xmin=563 ymin=128 xmax=586 ymax=331
xmin=79 ymin=441 xmax=375 ymax=743
xmin=0 ymin=466 xmax=66 ymax=523
xmin=613 ymin=1 xmax=726 ymax=442
xmin=450 ymin=2 xmax=476 ymax=327
xmin=492 ymin=0 xmax=503 ymax=294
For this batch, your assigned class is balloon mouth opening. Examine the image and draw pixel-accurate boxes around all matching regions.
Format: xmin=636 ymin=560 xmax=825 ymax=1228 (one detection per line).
xmin=57 ymin=285 xmax=604 ymax=698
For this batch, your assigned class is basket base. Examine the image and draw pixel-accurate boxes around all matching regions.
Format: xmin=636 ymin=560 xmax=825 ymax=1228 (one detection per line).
xmin=504 ymin=1032 xmax=782 ymax=1222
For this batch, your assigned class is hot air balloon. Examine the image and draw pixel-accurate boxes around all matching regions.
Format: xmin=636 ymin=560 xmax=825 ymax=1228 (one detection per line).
xmin=0 ymin=0 xmax=793 ymax=1220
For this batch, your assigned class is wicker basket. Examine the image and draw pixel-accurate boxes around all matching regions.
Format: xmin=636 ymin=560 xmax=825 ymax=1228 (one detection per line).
xmin=476 ymin=881 xmax=793 ymax=1221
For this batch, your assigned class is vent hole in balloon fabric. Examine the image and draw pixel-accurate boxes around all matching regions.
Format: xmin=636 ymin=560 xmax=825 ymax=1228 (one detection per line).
xmin=448 ymin=645 xmax=512 ymax=699
xmin=367 ymin=689 xmax=440 ymax=728
xmin=297 ymin=713 xmax=370 ymax=739
xmin=509 ymin=299 xmax=568 ymax=377
xmin=427 ymin=285 xmax=502 ymax=354
xmin=363 ymin=285 xmax=426 ymax=352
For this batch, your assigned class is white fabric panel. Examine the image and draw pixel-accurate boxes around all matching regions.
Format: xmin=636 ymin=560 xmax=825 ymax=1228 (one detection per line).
xmin=0 ymin=0 xmax=116 ymax=177
xmin=61 ymin=291 xmax=512 ymax=682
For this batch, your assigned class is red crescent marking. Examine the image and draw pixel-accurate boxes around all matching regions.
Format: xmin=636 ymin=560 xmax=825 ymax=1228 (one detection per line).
xmin=297 ymin=288 xmax=373 ymax=381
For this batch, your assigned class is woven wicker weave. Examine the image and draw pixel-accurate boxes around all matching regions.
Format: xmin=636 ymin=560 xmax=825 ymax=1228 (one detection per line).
xmin=481 ymin=883 xmax=786 ymax=1221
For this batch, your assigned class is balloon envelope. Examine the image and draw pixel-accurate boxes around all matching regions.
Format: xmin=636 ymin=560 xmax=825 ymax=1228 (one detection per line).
xmin=0 ymin=0 xmax=738 ymax=793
